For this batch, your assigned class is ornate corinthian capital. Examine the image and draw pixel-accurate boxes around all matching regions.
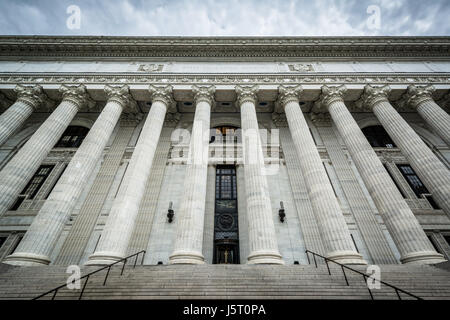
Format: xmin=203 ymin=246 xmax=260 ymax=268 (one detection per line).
xmin=192 ymin=85 xmax=215 ymax=105
xmin=403 ymin=84 xmax=436 ymax=109
xmin=148 ymin=84 xmax=175 ymax=109
xmin=235 ymin=85 xmax=259 ymax=105
xmin=356 ymin=84 xmax=391 ymax=110
xmin=59 ymin=84 xmax=94 ymax=109
xmin=277 ymin=85 xmax=303 ymax=106
xmin=314 ymin=85 xmax=347 ymax=112
xmin=14 ymin=84 xmax=48 ymax=109
xmin=105 ymin=84 xmax=137 ymax=112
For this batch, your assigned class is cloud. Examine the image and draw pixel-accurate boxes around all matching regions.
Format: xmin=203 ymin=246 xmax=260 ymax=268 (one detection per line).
xmin=0 ymin=0 xmax=448 ymax=36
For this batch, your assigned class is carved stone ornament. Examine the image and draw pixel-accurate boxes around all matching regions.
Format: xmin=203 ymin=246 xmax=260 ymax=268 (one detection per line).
xmin=314 ymin=85 xmax=348 ymax=112
xmin=192 ymin=85 xmax=216 ymax=105
xmin=288 ymin=64 xmax=315 ymax=72
xmin=14 ymin=84 xmax=50 ymax=109
xmin=355 ymin=84 xmax=391 ymax=111
xmin=137 ymin=64 xmax=163 ymax=72
xmin=402 ymin=84 xmax=436 ymax=109
xmin=59 ymin=84 xmax=95 ymax=109
xmin=104 ymin=84 xmax=138 ymax=112
xmin=235 ymin=85 xmax=259 ymax=106
xmin=148 ymin=84 xmax=176 ymax=112
xmin=277 ymin=85 xmax=303 ymax=106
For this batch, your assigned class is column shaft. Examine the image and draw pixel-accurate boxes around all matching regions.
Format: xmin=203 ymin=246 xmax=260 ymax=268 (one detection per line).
xmin=87 ymin=86 xmax=171 ymax=265
xmin=169 ymin=87 xmax=212 ymax=264
xmin=0 ymin=87 xmax=86 ymax=216
xmin=283 ymin=97 xmax=365 ymax=264
xmin=416 ymin=100 xmax=450 ymax=147
xmin=372 ymin=100 xmax=450 ymax=216
xmin=237 ymin=86 xmax=284 ymax=265
xmin=4 ymin=86 xmax=130 ymax=266
xmin=327 ymin=96 xmax=444 ymax=264
xmin=0 ymin=85 xmax=47 ymax=146
xmin=0 ymin=101 xmax=34 ymax=146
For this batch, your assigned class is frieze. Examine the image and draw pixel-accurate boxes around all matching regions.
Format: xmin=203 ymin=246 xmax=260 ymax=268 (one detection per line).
xmin=0 ymin=73 xmax=449 ymax=86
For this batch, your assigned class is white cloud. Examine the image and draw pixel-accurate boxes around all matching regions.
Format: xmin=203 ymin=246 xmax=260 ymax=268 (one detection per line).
xmin=0 ymin=0 xmax=448 ymax=36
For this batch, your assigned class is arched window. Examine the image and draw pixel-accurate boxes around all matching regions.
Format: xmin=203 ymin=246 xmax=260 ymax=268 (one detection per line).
xmin=362 ymin=125 xmax=396 ymax=148
xmin=55 ymin=126 xmax=89 ymax=148
xmin=210 ymin=126 xmax=240 ymax=143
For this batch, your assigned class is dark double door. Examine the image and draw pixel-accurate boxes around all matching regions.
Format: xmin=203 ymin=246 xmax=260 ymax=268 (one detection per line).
xmin=213 ymin=165 xmax=240 ymax=264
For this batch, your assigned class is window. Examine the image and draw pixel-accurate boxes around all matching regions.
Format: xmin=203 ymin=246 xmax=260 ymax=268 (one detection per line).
xmin=210 ymin=126 xmax=240 ymax=144
xmin=9 ymin=235 xmax=23 ymax=254
xmin=362 ymin=125 xmax=396 ymax=148
xmin=444 ymin=235 xmax=450 ymax=246
xmin=383 ymin=164 xmax=406 ymax=198
xmin=397 ymin=164 xmax=429 ymax=198
xmin=44 ymin=165 xmax=67 ymax=199
xmin=427 ymin=235 xmax=441 ymax=253
xmin=55 ymin=126 xmax=89 ymax=148
xmin=424 ymin=195 xmax=440 ymax=210
xmin=0 ymin=237 xmax=7 ymax=249
xmin=18 ymin=165 xmax=55 ymax=201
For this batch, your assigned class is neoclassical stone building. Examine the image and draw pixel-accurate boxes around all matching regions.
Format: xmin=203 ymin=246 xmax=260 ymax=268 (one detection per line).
xmin=0 ymin=36 xmax=449 ymax=270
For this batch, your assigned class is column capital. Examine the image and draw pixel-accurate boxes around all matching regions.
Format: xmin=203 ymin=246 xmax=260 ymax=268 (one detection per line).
xmin=356 ymin=84 xmax=391 ymax=110
xmin=235 ymin=85 xmax=258 ymax=106
xmin=403 ymin=84 xmax=436 ymax=109
xmin=14 ymin=84 xmax=49 ymax=109
xmin=192 ymin=85 xmax=215 ymax=105
xmin=148 ymin=84 xmax=175 ymax=108
xmin=314 ymin=85 xmax=347 ymax=112
xmin=59 ymin=84 xmax=94 ymax=109
xmin=277 ymin=85 xmax=303 ymax=106
xmin=104 ymin=84 xmax=138 ymax=112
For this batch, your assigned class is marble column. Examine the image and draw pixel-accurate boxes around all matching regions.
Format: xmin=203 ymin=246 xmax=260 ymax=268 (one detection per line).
xmin=361 ymin=84 xmax=450 ymax=216
xmin=317 ymin=85 xmax=445 ymax=265
xmin=0 ymin=85 xmax=49 ymax=147
xmin=403 ymin=85 xmax=450 ymax=147
xmin=87 ymin=85 xmax=174 ymax=265
xmin=236 ymin=85 xmax=284 ymax=265
xmin=0 ymin=84 xmax=91 ymax=216
xmin=278 ymin=85 xmax=365 ymax=265
xmin=169 ymin=85 xmax=215 ymax=264
xmin=4 ymin=85 xmax=134 ymax=266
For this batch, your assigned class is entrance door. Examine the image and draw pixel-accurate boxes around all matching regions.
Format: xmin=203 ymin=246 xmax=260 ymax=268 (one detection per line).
xmin=213 ymin=165 xmax=240 ymax=264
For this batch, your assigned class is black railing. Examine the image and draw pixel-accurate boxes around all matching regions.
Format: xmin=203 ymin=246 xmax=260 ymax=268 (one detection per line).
xmin=305 ymin=249 xmax=422 ymax=300
xmin=33 ymin=250 xmax=146 ymax=300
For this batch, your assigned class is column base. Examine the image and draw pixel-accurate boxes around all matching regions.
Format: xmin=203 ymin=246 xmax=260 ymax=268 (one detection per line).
xmin=400 ymin=251 xmax=447 ymax=265
xmin=326 ymin=250 xmax=367 ymax=265
xmin=169 ymin=250 xmax=205 ymax=265
xmin=3 ymin=252 xmax=51 ymax=266
xmin=85 ymin=251 xmax=125 ymax=266
xmin=247 ymin=251 xmax=285 ymax=265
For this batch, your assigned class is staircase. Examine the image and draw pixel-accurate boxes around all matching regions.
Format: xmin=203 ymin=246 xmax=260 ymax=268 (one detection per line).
xmin=1 ymin=262 xmax=450 ymax=300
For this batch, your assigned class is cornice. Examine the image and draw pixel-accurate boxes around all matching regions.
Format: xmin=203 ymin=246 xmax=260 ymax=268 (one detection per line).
xmin=1 ymin=36 xmax=450 ymax=58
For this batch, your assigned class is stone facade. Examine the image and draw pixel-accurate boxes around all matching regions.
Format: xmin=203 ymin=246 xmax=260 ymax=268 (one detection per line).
xmin=0 ymin=36 xmax=449 ymax=268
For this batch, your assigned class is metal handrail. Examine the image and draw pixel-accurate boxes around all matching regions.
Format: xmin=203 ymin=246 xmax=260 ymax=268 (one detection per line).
xmin=33 ymin=250 xmax=146 ymax=300
xmin=305 ymin=249 xmax=422 ymax=300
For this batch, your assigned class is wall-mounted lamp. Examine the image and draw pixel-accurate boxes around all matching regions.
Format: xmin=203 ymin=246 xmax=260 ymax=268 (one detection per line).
xmin=278 ymin=201 xmax=286 ymax=223
xmin=167 ymin=201 xmax=174 ymax=223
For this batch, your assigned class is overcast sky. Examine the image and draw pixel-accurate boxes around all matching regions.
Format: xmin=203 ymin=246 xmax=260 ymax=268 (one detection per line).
xmin=0 ymin=0 xmax=449 ymax=36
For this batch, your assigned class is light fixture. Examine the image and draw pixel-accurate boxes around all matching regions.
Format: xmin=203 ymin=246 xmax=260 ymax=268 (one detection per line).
xmin=278 ymin=201 xmax=286 ymax=223
xmin=167 ymin=201 xmax=174 ymax=223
